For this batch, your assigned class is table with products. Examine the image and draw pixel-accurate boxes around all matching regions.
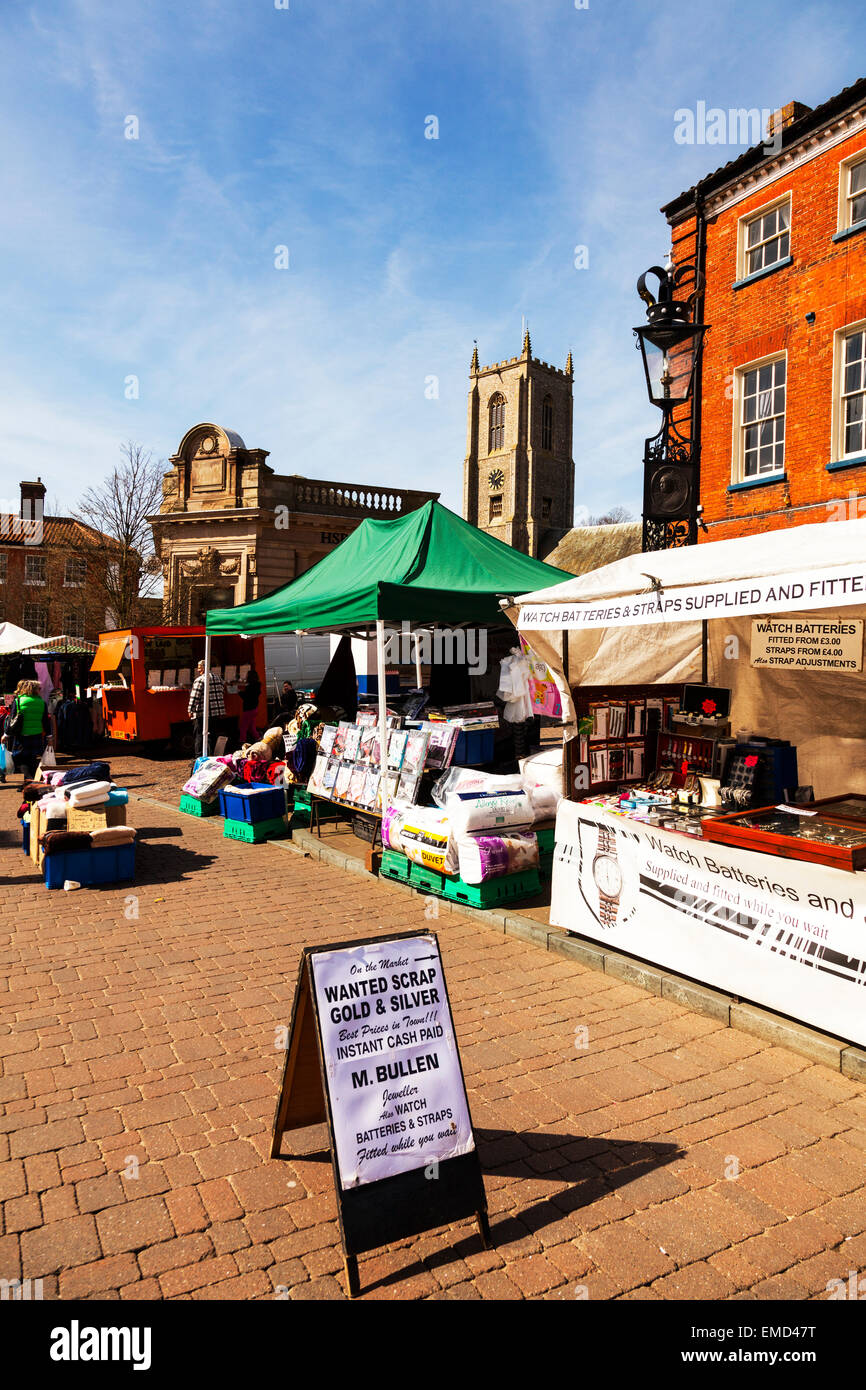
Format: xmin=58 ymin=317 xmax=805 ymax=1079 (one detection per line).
xmin=551 ymin=686 xmax=866 ymax=1046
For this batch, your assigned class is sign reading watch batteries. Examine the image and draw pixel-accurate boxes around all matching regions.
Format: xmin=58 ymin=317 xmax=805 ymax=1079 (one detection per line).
xmin=751 ymin=618 xmax=863 ymax=672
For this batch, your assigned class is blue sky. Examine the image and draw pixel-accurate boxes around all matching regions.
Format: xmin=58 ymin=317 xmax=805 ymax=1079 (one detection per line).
xmin=0 ymin=0 xmax=863 ymax=526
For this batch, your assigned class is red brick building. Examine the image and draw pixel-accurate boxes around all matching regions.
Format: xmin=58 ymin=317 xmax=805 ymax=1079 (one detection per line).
xmin=662 ymin=81 xmax=866 ymax=542
xmin=0 ymin=480 xmax=121 ymax=643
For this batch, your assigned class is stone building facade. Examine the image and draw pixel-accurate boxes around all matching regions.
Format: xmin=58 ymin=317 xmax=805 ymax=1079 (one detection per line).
xmin=150 ymin=423 xmax=439 ymax=623
xmin=462 ymin=334 xmax=575 ymax=558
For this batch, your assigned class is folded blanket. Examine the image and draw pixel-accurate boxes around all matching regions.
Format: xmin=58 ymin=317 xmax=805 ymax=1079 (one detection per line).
xmin=90 ymin=826 xmax=137 ymax=846
xmin=58 ymin=762 xmax=111 ymax=786
xmin=65 ymin=781 xmax=112 ymax=806
xmin=41 ymin=831 xmax=93 ymax=855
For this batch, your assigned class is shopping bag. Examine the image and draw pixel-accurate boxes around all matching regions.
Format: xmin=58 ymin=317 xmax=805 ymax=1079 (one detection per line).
xmin=40 ymin=743 xmax=57 ymax=769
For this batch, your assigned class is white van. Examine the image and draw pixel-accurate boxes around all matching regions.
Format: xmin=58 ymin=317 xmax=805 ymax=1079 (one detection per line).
xmin=262 ymin=633 xmax=332 ymax=699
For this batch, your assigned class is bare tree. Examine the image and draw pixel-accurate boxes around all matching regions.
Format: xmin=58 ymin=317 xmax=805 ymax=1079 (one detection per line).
xmin=586 ymin=505 xmax=634 ymax=526
xmin=72 ymin=442 xmax=165 ymax=629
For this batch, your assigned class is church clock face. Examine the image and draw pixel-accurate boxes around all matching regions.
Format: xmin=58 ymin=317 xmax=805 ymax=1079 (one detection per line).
xmin=488 ymin=468 xmax=505 ymax=490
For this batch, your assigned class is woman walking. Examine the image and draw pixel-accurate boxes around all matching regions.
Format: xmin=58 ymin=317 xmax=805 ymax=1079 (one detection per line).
xmin=7 ymin=679 xmax=50 ymax=782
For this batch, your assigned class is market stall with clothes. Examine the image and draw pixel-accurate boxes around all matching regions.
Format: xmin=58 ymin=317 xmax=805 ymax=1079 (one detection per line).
xmin=195 ymin=501 xmax=571 ymax=896
xmin=507 ymin=515 xmax=866 ymax=1045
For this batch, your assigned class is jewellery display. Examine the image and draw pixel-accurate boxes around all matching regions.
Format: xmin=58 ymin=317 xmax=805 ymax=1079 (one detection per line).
xmin=702 ymin=801 xmax=866 ymax=872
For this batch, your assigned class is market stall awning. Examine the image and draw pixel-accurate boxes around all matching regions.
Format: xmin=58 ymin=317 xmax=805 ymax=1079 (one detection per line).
xmin=89 ymin=633 xmax=129 ymax=673
xmin=0 ymin=621 xmax=47 ymax=655
xmin=25 ymin=634 xmax=98 ymax=656
xmin=507 ymin=515 xmax=866 ymax=800
xmin=512 ymin=515 xmax=866 ymax=626
xmin=205 ymin=500 xmax=571 ymax=634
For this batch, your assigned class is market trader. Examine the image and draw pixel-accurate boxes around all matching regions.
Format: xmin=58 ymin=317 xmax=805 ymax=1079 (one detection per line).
xmin=188 ymin=660 xmax=225 ymax=763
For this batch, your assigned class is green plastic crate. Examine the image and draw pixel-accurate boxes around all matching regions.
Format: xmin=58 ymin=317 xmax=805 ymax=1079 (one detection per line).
xmin=539 ymin=849 xmax=554 ymax=881
xmin=535 ymin=826 xmax=555 ymax=854
xmin=444 ymin=866 xmax=542 ymax=907
xmin=223 ymin=815 xmax=288 ymax=843
xmin=381 ymin=848 xmax=541 ymax=907
xmin=380 ymin=848 xmax=411 ymax=882
xmin=180 ymin=794 xmax=219 ymax=817
xmin=293 ymin=788 xmax=313 ymax=807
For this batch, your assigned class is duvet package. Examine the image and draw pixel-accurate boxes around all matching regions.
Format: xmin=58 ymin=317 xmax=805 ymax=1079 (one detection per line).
xmin=382 ymin=804 xmax=457 ymax=875
xmin=455 ymin=830 xmax=539 ymax=884
xmin=447 ymin=789 xmax=533 ymax=834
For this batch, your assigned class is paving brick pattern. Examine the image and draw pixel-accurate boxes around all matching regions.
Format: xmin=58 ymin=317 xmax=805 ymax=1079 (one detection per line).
xmin=2 ymin=753 xmax=866 ymax=1300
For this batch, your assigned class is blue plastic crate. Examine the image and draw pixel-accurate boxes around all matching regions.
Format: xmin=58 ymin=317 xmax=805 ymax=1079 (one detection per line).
xmin=219 ymin=782 xmax=287 ymax=823
xmin=43 ymin=843 xmax=136 ymax=890
xmin=22 ymin=822 xmax=29 ymax=854
xmin=453 ymin=729 xmax=495 ymax=766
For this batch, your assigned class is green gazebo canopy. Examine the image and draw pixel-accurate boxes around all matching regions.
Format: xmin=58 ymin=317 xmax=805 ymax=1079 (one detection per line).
xmin=205 ymin=501 xmax=571 ymax=634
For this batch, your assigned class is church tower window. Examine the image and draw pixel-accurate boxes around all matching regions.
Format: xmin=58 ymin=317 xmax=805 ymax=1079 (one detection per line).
xmin=488 ymin=394 xmax=506 ymax=452
xmin=542 ymin=395 xmax=553 ymax=451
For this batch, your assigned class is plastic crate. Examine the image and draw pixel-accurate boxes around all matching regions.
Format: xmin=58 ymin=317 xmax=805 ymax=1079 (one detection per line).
xmin=444 ymin=866 xmax=542 ymax=907
xmin=535 ymin=826 xmax=555 ymax=854
xmin=219 ymin=783 xmax=287 ymax=823
xmin=294 ymin=787 xmax=313 ymax=807
xmin=179 ymin=794 xmax=219 ymax=817
xmin=43 ymin=843 xmax=136 ymax=890
xmin=539 ymin=850 xmax=554 ymax=881
xmin=380 ymin=848 xmax=541 ymax=907
xmin=22 ymin=822 xmax=29 ymax=854
xmin=380 ymin=848 xmax=411 ymax=882
xmin=223 ymin=815 xmax=288 ymax=843
xmin=453 ymin=729 xmax=495 ymax=766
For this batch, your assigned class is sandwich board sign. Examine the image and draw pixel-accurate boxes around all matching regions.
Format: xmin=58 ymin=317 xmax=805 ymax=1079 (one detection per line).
xmin=271 ymin=930 xmax=489 ymax=1296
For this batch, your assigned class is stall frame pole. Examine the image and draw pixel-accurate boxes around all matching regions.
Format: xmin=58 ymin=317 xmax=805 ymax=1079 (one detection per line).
xmin=202 ymin=633 xmax=211 ymax=759
xmin=376 ymin=620 xmax=389 ymax=818
xmin=414 ymin=629 xmax=423 ymax=689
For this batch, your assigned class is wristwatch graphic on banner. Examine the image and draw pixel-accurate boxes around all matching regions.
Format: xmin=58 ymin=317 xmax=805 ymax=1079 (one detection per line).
xmin=592 ymin=823 xmax=622 ymax=926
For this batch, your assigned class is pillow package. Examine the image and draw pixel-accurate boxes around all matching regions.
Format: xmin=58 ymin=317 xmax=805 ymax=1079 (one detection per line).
xmin=456 ymin=831 xmax=539 ymax=884
xmin=432 ymin=767 xmax=524 ymax=807
xmin=447 ymin=790 xmax=533 ymax=835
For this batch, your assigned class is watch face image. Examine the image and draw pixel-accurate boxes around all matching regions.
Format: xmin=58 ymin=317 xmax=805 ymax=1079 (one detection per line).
xmin=488 ymin=468 xmax=505 ymax=489
xmin=592 ymin=853 xmax=622 ymax=897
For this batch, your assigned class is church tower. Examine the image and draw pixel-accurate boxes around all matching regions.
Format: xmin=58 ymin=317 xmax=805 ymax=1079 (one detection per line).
xmin=462 ymin=333 xmax=574 ymax=558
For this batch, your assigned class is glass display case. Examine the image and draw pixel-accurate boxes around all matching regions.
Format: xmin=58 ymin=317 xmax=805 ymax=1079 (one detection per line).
xmin=701 ymin=797 xmax=866 ymax=871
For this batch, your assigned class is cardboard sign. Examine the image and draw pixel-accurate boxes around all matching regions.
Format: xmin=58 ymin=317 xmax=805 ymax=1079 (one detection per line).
xmin=751 ymin=618 xmax=863 ymax=672
xmin=271 ymin=931 xmax=489 ymax=1296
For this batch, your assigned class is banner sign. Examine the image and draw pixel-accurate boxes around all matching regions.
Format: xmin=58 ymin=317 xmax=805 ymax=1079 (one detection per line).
xmin=751 ymin=618 xmax=863 ymax=672
xmin=518 ymin=562 xmax=866 ymax=632
xmin=270 ymin=931 xmax=489 ymax=1296
xmin=551 ymin=801 xmax=866 ymax=1046
xmin=309 ymin=935 xmax=475 ymax=1188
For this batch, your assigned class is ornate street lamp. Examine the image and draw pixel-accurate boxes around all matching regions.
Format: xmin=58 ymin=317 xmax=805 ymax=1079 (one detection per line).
xmin=634 ymin=263 xmax=706 ymax=550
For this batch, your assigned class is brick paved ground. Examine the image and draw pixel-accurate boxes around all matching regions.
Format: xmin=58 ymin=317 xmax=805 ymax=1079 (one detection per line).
xmin=2 ymin=751 xmax=866 ymax=1300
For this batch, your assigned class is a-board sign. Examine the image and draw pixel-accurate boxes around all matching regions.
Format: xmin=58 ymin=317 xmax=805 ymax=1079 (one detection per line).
xmin=751 ymin=618 xmax=864 ymax=672
xmin=271 ymin=931 xmax=489 ymax=1297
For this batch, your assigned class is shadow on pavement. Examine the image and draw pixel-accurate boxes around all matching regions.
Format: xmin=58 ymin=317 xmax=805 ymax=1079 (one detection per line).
xmin=276 ymin=1128 xmax=684 ymax=1292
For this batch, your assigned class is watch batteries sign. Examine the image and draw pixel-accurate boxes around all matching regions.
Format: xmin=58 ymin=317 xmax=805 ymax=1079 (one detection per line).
xmin=751 ymin=618 xmax=863 ymax=672
xmin=310 ymin=935 xmax=475 ymax=1189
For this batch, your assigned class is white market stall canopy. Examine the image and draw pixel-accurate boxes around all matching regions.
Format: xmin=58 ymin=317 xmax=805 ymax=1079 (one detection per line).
xmin=0 ymin=621 xmax=48 ymax=655
xmin=508 ymin=516 xmax=866 ymax=799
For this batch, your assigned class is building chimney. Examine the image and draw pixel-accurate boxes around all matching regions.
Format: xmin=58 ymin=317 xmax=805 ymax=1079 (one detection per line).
xmin=766 ymin=101 xmax=812 ymax=139
xmin=19 ymin=478 xmax=46 ymax=520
